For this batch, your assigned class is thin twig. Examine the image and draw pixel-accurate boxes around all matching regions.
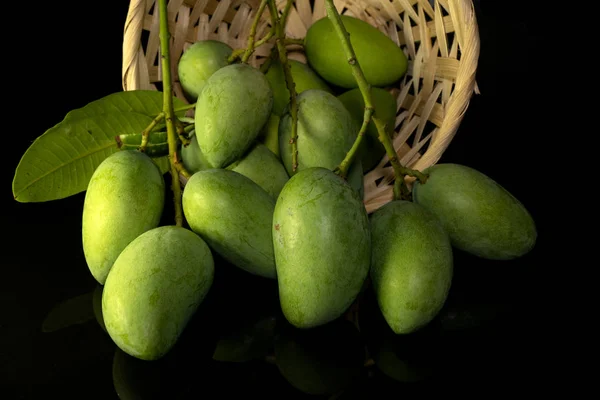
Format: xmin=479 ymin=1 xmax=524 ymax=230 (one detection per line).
xmin=139 ymin=112 xmax=164 ymax=152
xmin=268 ymin=0 xmax=299 ymax=172
xmin=158 ymin=0 xmax=188 ymax=226
xmin=323 ymin=0 xmax=427 ymax=198
xmin=241 ymin=0 xmax=269 ymax=63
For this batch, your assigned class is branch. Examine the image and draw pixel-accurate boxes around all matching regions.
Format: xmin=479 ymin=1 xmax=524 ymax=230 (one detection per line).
xmin=158 ymin=0 xmax=187 ymax=226
xmin=323 ymin=0 xmax=427 ymax=199
xmin=239 ymin=0 xmax=269 ymax=64
xmin=229 ymin=0 xmax=297 ymax=65
xmin=139 ymin=111 xmax=164 ymax=152
xmin=268 ymin=0 xmax=299 ymax=172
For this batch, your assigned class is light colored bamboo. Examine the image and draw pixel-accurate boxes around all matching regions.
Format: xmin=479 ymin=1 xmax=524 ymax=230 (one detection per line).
xmin=122 ymin=0 xmax=480 ymax=213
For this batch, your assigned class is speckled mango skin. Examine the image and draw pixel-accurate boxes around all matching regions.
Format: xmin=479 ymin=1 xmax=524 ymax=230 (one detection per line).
xmin=305 ymin=15 xmax=408 ymax=89
xmin=412 ymin=163 xmax=537 ymax=260
xmin=82 ymin=150 xmax=165 ymax=285
xmin=258 ymin=113 xmax=281 ymax=158
xmin=370 ymin=200 xmax=453 ymax=334
xmin=182 ymin=169 xmax=277 ymax=279
xmin=177 ymin=40 xmax=233 ymax=101
xmin=102 ymin=226 xmax=214 ymax=361
xmin=278 ymin=89 xmax=357 ymax=177
xmin=226 ymin=142 xmax=289 ymax=199
xmin=181 ymin=134 xmax=211 ymax=174
xmin=194 ymin=63 xmax=273 ymax=168
xmin=272 ymin=167 xmax=371 ymax=329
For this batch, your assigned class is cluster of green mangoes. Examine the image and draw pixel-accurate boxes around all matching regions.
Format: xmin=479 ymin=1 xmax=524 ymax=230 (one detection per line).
xmin=81 ymin=14 xmax=537 ymax=373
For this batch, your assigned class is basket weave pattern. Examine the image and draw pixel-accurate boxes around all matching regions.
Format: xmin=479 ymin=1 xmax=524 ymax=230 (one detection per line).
xmin=122 ymin=0 xmax=480 ymax=213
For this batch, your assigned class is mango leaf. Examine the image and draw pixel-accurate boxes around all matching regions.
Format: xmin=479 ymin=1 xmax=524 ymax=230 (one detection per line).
xmin=152 ymin=155 xmax=171 ymax=175
xmin=64 ymin=90 xmax=190 ymax=121
xmin=13 ymin=111 xmax=154 ymax=203
xmin=42 ymin=291 xmax=95 ymax=333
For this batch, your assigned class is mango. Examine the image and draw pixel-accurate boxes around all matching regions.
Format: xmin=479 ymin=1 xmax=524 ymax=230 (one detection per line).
xmin=82 ymin=150 xmax=165 ymax=285
xmin=258 ymin=113 xmax=280 ymax=157
xmin=274 ymin=319 xmax=364 ymax=395
xmin=278 ymin=89 xmax=357 ymax=176
xmin=370 ymin=200 xmax=453 ymax=334
xmin=195 ymin=63 xmax=273 ymax=168
xmin=181 ymin=134 xmax=211 ymax=174
xmin=265 ymin=59 xmax=333 ymax=116
xmin=177 ymin=40 xmax=233 ymax=101
xmin=337 ymin=87 xmax=397 ymax=172
xmin=182 ymin=169 xmax=277 ymax=279
xmin=272 ymin=167 xmax=371 ymax=328
xmin=305 ymin=15 xmax=408 ymax=89
xmin=412 ymin=163 xmax=537 ymax=260
xmin=226 ymin=142 xmax=289 ymax=199
xmin=102 ymin=226 xmax=214 ymax=361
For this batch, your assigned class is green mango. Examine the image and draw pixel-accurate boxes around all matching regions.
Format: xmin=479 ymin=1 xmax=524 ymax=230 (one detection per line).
xmin=182 ymin=169 xmax=277 ymax=279
xmin=180 ymin=134 xmax=211 ymax=174
xmin=258 ymin=113 xmax=280 ymax=158
xmin=346 ymin=159 xmax=365 ymax=200
xmin=226 ymin=142 xmax=289 ymax=199
xmin=195 ymin=63 xmax=273 ymax=168
xmin=412 ymin=164 xmax=537 ymax=260
xmin=82 ymin=150 xmax=165 ymax=285
xmin=102 ymin=226 xmax=214 ymax=361
xmin=274 ymin=319 xmax=364 ymax=396
xmin=278 ymin=89 xmax=356 ymax=177
xmin=265 ymin=59 xmax=333 ymax=116
xmin=272 ymin=167 xmax=371 ymax=328
xmin=278 ymin=89 xmax=364 ymax=198
xmin=177 ymin=40 xmax=233 ymax=101
xmin=305 ymin=15 xmax=408 ymax=89
xmin=337 ymin=87 xmax=397 ymax=172
xmin=370 ymin=200 xmax=453 ymax=334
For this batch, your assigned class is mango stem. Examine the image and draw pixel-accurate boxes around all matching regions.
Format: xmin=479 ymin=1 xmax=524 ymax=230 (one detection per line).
xmin=239 ymin=0 xmax=270 ymax=64
xmin=158 ymin=0 xmax=188 ymax=226
xmin=268 ymin=0 xmax=299 ymax=172
xmin=139 ymin=111 xmax=164 ymax=153
xmin=323 ymin=0 xmax=428 ymax=199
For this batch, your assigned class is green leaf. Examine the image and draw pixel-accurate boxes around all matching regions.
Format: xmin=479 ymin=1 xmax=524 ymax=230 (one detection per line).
xmin=152 ymin=156 xmax=171 ymax=174
xmin=12 ymin=111 xmax=154 ymax=203
xmin=42 ymin=291 xmax=95 ymax=333
xmin=64 ymin=90 xmax=189 ymax=121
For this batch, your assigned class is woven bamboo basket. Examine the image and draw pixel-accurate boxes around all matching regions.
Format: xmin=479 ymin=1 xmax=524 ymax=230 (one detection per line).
xmin=122 ymin=0 xmax=480 ymax=214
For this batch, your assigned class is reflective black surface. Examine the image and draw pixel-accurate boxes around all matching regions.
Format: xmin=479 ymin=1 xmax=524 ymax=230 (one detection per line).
xmin=5 ymin=1 xmax=549 ymax=398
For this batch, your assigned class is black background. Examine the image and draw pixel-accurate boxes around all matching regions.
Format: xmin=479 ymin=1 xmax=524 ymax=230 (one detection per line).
xmin=3 ymin=1 xmax=550 ymax=398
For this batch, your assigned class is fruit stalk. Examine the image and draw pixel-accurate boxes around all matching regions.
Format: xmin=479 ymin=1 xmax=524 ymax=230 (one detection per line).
xmin=268 ymin=0 xmax=299 ymax=172
xmin=258 ymin=0 xmax=295 ymax=73
xmin=283 ymin=38 xmax=303 ymax=46
xmin=240 ymin=0 xmax=269 ymax=64
xmin=139 ymin=111 xmax=164 ymax=152
xmin=158 ymin=0 xmax=189 ymax=226
xmin=174 ymin=103 xmax=196 ymax=113
xmin=323 ymin=0 xmax=428 ymax=199
xmin=174 ymin=118 xmax=191 ymax=147
xmin=228 ymin=0 xmax=296 ymax=64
